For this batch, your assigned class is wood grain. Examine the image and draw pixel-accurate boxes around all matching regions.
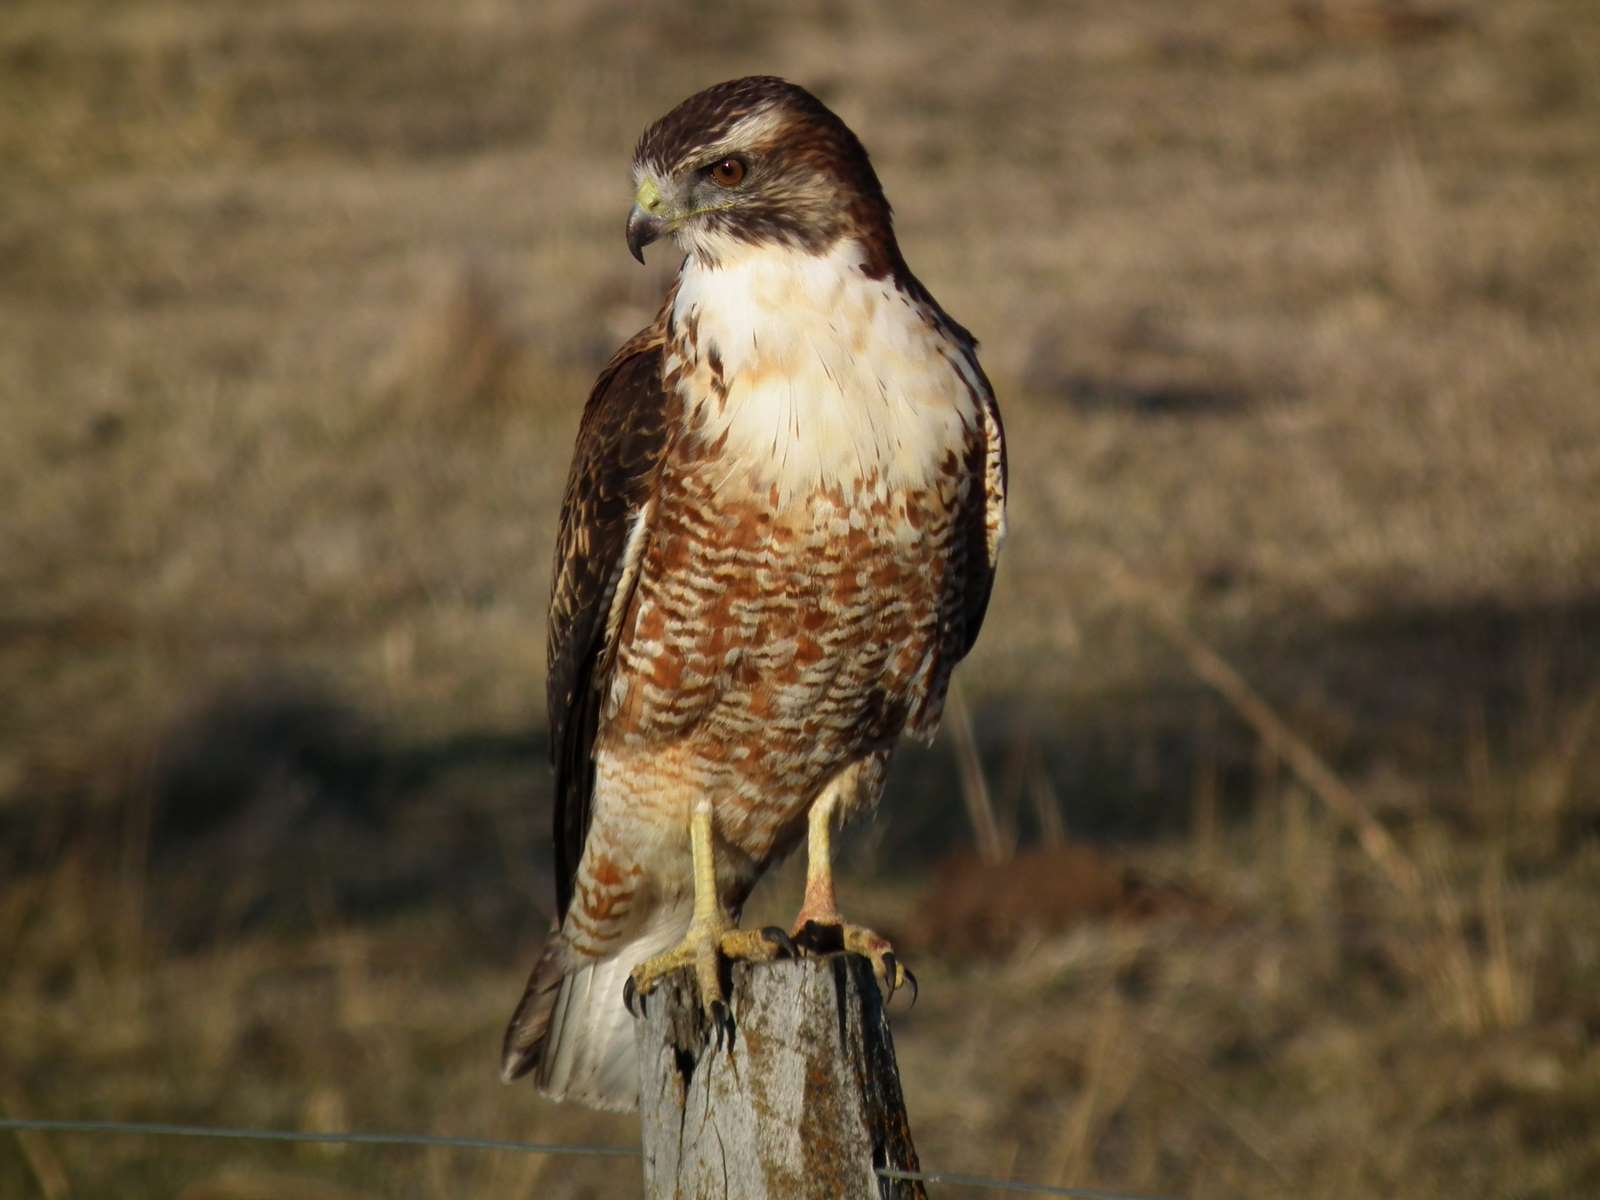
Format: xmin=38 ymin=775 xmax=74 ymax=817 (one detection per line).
xmin=636 ymin=955 xmax=925 ymax=1199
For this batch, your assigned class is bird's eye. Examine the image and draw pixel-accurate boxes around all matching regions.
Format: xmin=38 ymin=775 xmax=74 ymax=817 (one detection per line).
xmin=707 ymin=157 xmax=746 ymax=188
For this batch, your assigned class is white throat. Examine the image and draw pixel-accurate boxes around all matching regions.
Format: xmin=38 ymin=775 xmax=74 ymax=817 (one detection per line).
xmin=666 ymin=240 xmax=981 ymax=505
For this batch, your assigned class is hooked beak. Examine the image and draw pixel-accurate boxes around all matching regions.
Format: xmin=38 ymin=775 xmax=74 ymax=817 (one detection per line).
xmin=626 ymin=204 xmax=665 ymax=264
xmin=626 ymin=176 xmax=668 ymax=264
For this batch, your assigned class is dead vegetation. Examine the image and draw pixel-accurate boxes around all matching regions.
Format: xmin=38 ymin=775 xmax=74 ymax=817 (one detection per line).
xmin=3 ymin=0 xmax=1599 ymax=1197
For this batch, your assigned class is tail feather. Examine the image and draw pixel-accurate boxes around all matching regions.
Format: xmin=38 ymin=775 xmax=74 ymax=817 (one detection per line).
xmin=501 ymin=907 xmax=690 ymax=1111
xmin=534 ymin=956 xmax=642 ymax=1110
xmin=500 ymin=923 xmax=565 ymax=1084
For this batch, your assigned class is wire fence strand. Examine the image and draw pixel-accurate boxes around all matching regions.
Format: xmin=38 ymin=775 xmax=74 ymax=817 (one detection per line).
xmin=2 ymin=1116 xmax=1175 ymax=1199
xmin=0 ymin=1118 xmax=638 ymax=1161
xmin=881 ymin=1167 xmax=1172 ymax=1198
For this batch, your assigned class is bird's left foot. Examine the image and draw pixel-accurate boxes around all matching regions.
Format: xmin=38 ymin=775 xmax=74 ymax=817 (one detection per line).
xmin=623 ymin=921 xmax=792 ymax=1044
xmin=792 ymin=916 xmax=917 ymax=1005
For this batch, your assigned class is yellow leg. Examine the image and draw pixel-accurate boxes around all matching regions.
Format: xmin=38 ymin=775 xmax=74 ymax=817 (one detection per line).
xmin=626 ymin=799 xmax=788 ymax=1028
xmin=687 ymin=795 xmax=720 ymax=927
xmin=792 ymin=786 xmax=847 ymax=926
xmin=790 ymin=790 xmax=913 ymax=1000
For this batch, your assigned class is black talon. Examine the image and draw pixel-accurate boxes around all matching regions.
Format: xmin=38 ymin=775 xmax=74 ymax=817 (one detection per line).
xmin=881 ymin=952 xmax=899 ymax=1000
xmin=709 ymin=999 xmax=733 ymax=1050
xmin=903 ymin=966 xmax=919 ymax=1009
xmin=760 ymin=925 xmax=797 ymax=959
xmin=623 ymin=975 xmax=643 ymax=1017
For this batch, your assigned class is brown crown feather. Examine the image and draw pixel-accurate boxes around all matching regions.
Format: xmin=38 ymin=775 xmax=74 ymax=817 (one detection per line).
xmin=633 ymin=75 xmax=903 ymax=275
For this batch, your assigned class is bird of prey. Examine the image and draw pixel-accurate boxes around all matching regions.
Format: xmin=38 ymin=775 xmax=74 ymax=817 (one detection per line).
xmin=501 ymin=76 xmax=1006 ymax=1110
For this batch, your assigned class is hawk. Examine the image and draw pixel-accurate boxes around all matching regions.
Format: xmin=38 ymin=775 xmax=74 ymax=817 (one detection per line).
xmin=501 ymin=76 xmax=1006 ymax=1110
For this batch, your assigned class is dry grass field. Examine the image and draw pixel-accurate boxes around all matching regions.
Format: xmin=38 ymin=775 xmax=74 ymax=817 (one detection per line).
xmin=4 ymin=1 xmax=1600 ymax=1197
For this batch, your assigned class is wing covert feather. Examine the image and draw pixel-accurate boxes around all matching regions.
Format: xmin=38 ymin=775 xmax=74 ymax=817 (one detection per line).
xmin=547 ymin=323 xmax=674 ymax=921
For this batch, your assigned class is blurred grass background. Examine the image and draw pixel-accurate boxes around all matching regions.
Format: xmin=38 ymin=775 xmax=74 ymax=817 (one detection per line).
xmin=3 ymin=0 xmax=1599 ymax=1196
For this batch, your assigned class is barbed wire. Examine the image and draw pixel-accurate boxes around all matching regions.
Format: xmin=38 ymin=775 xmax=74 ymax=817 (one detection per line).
xmin=1 ymin=1117 xmax=1174 ymax=1199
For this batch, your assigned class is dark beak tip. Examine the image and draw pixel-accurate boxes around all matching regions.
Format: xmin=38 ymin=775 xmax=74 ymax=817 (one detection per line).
xmin=625 ymin=207 xmax=662 ymax=266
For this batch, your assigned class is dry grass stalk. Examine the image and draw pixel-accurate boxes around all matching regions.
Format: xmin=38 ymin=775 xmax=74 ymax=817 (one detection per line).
xmin=946 ymin=682 xmax=1009 ymax=865
xmin=1280 ymin=781 xmax=1338 ymax=924
xmin=1048 ymin=991 xmax=1141 ymax=1190
xmin=1528 ymin=689 xmax=1599 ymax=840
xmin=1029 ymin=759 xmax=1067 ymax=850
xmin=1097 ymin=555 xmax=1423 ymax=899
xmin=1476 ymin=855 xmax=1530 ymax=1032
xmin=1380 ymin=838 xmax=1533 ymax=1036
xmin=1412 ymin=852 xmax=1531 ymax=1035
xmin=2 ymin=1083 xmax=71 ymax=1199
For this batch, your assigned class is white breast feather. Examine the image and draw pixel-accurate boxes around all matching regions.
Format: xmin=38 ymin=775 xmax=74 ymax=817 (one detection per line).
xmin=669 ymin=241 xmax=981 ymax=504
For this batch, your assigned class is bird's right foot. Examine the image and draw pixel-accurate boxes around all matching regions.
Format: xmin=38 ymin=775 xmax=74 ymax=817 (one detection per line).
xmin=623 ymin=922 xmax=793 ymax=1046
xmin=792 ymin=917 xmax=916 ymax=1005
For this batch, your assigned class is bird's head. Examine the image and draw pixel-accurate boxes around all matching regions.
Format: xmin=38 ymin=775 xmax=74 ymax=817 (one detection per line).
xmin=626 ymin=76 xmax=896 ymax=272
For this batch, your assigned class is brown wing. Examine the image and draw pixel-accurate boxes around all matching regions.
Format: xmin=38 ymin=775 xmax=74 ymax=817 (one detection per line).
xmin=904 ymin=331 xmax=1006 ymax=742
xmin=892 ymin=269 xmax=1006 ymax=667
xmin=955 ymin=367 xmax=1006 ymax=663
xmin=940 ymin=329 xmax=1004 ymax=672
xmin=547 ymin=316 xmax=675 ymax=922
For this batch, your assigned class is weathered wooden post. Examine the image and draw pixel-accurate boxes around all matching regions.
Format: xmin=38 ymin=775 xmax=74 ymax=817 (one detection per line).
xmin=635 ymin=955 xmax=926 ymax=1199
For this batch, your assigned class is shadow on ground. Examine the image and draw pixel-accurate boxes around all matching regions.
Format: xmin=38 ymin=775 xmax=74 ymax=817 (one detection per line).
xmin=14 ymin=590 xmax=1590 ymax=956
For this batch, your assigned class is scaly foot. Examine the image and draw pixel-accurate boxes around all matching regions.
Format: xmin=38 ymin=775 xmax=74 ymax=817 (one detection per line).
xmin=624 ymin=922 xmax=793 ymax=1045
xmin=791 ymin=916 xmax=917 ymax=1005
